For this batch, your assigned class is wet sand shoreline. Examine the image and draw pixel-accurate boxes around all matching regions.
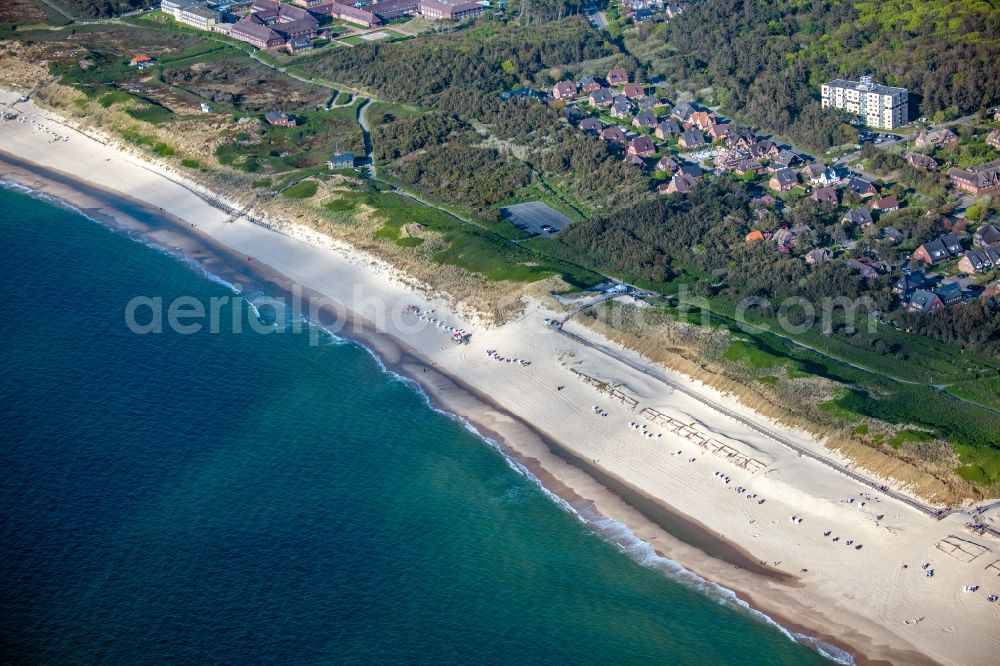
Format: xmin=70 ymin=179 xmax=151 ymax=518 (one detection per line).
xmin=0 ymin=151 xmax=864 ymax=663
xmin=5 ymin=101 xmax=994 ymax=665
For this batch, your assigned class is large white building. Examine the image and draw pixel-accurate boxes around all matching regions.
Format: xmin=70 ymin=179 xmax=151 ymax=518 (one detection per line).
xmin=161 ymin=0 xmax=220 ymax=30
xmin=821 ymin=75 xmax=908 ymax=130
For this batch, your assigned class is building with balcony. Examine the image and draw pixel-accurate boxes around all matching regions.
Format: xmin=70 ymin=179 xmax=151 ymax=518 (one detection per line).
xmin=820 ymin=75 xmax=908 ymax=129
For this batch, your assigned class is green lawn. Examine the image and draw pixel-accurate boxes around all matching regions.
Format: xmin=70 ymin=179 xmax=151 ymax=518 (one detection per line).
xmin=282 ymin=180 xmax=318 ymax=199
xmin=323 ymin=183 xmax=600 ymax=284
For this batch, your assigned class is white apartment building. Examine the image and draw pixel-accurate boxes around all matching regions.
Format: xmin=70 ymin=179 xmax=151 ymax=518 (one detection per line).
xmin=161 ymin=1 xmax=221 ymax=30
xmin=161 ymin=0 xmax=198 ymax=18
xmin=178 ymin=5 xmax=221 ymax=29
xmin=821 ymin=75 xmax=908 ymax=130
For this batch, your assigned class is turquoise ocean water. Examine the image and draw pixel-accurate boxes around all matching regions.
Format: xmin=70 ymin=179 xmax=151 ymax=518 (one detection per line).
xmin=0 ymin=184 xmax=841 ymax=665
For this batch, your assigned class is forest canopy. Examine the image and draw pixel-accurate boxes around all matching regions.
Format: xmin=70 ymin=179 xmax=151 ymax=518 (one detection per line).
xmin=635 ymin=0 xmax=1000 ymax=149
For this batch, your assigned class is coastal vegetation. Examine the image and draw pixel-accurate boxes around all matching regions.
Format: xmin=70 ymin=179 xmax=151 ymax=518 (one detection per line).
xmin=631 ymin=0 xmax=1000 ymax=150
xmin=3 ymin=6 xmax=999 ymax=498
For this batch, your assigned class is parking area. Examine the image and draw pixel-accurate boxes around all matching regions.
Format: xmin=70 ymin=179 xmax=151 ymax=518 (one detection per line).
xmin=501 ymin=201 xmax=575 ymax=236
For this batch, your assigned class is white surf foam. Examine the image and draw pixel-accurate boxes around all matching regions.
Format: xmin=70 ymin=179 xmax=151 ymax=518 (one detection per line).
xmin=7 ymin=176 xmax=852 ymax=665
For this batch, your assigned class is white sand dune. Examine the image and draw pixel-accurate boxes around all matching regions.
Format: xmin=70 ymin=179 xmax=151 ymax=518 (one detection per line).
xmin=2 ymin=91 xmax=999 ymax=666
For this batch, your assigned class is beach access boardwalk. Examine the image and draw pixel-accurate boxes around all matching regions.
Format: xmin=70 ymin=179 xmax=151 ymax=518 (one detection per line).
xmin=553 ymin=321 xmax=948 ymax=519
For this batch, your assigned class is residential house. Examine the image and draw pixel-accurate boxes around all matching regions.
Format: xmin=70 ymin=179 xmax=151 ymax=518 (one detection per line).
xmin=326 ymin=152 xmax=355 ymax=169
xmin=803 ymin=162 xmax=837 ymax=186
xmin=286 ymin=35 xmax=312 ymax=53
xmin=727 ymin=127 xmax=756 ymax=150
xmin=688 ymin=111 xmax=715 ymax=130
xmin=914 ymin=128 xmax=958 ymax=150
xmin=805 ymin=247 xmax=833 ymax=264
xmin=748 ymin=140 xmax=779 ymax=160
xmin=611 ymin=96 xmax=633 ymax=119
xmin=988 ymin=130 xmax=1000 ymax=151
xmin=870 ymin=196 xmax=899 ymax=214
xmin=893 ymin=272 xmax=930 ymax=298
xmin=957 ymin=246 xmax=1000 ymax=274
xmin=624 ymin=153 xmax=647 ymax=170
xmin=881 ymin=226 xmax=903 ymax=244
xmin=678 ymin=129 xmax=705 ymax=149
xmin=579 ymin=75 xmax=603 ymax=93
xmin=665 ymin=2 xmax=685 ymax=18
xmin=973 ymin=224 xmax=1000 ymax=248
xmin=907 ymin=289 xmax=944 ymax=314
xmin=708 ymin=124 xmax=730 ymax=142
xmin=579 ymin=117 xmax=604 ymax=135
xmin=906 ymin=153 xmax=937 ymax=171
xmin=677 ymin=164 xmax=703 ymax=179
xmin=745 ymin=230 xmax=766 ymax=242
xmin=847 ymin=259 xmax=882 ymax=280
xmin=912 ymin=233 xmax=962 ymax=265
xmin=552 ymin=80 xmax=577 ymax=99
xmin=942 ymin=233 xmax=964 ymax=255
xmin=811 ymin=187 xmax=838 ymax=206
xmin=264 ymin=111 xmax=296 ymax=127
xmin=623 ymin=82 xmax=646 ymax=99
xmin=628 ymin=135 xmax=656 ymax=157
xmin=632 ymin=110 xmax=658 ymax=129
xmin=655 ymin=119 xmax=680 ymax=139
xmin=637 ymin=96 xmax=659 ymax=111
xmin=842 ymin=207 xmax=873 ymax=228
xmin=655 ymin=155 xmax=678 ymax=173
xmin=671 ymin=101 xmax=696 ymax=122
xmin=768 ymin=168 xmax=798 ymax=192
xmin=771 ymin=150 xmax=801 ymax=171
xmin=130 ymin=54 xmax=153 ymax=67
xmin=665 ymin=172 xmax=698 ymax=194
xmin=772 ymin=227 xmax=796 ymax=247
xmin=607 ymin=67 xmax=629 ymax=86
xmin=600 ymin=126 xmax=627 ymax=146
xmin=733 ymin=158 xmax=765 ymax=176
xmin=588 ymin=88 xmax=615 ymax=107
xmin=947 ymin=159 xmax=1000 ymax=195
xmin=935 ymin=282 xmax=964 ymax=306
xmin=846 ymin=176 xmax=877 ymax=197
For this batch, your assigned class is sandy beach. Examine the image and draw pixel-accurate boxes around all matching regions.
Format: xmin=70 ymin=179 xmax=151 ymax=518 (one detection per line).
xmin=2 ymin=90 xmax=999 ymax=666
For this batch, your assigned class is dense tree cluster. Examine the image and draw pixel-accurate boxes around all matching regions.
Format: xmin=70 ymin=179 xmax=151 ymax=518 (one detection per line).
xmin=306 ymin=18 xmax=612 ymax=108
xmin=637 ymin=0 xmax=1000 ymax=149
xmin=538 ymin=134 xmax=650 ymax=209
xmin=59 ymin=0 xmax=156 ymax=18
xmin=393 ymin=143 xmax=532 ymax=211
xmin=371 ymin=112 xmax=469 ymax=161
xmin=563 ymin=178 xmax=865 ymax=302
xmin=899 ymin=299 xmax=1000 ymax=355
xmin=860 ymin=146 xmax=948 ymax=200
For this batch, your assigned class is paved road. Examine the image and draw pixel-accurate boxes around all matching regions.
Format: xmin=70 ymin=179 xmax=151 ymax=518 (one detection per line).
xmin=357 ymin=98 xmax=375 ymax=178
xmin=552 ymin=321 xmax=949 ymax=518
xmin=588 ymin=11 xmax=608 ymax=30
